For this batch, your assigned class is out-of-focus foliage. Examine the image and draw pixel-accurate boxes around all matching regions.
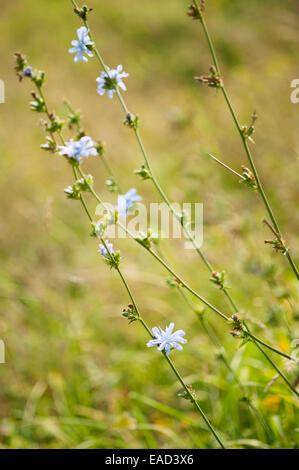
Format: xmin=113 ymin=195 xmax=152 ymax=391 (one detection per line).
xmin=0 ymin=0 xmax=298 ymax=448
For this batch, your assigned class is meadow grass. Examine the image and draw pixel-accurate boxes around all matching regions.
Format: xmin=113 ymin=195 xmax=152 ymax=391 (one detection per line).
xmin=0 ymin=0 xmax=298 ymax=449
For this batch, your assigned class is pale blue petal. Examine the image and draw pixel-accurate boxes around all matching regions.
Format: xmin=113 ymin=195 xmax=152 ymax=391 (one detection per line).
xmin=118 ymin=81 xmax=127 ymax=91
xmin=152 ymin=327 xmax=160 ymax=338
xmin=172 ymin=343 xmax=183 ymax=351
xmin=165 ymin=323 xmax=175 ymax=335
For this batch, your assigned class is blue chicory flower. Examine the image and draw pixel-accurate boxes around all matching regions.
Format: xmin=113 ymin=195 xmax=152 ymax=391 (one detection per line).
xmin=98 ymin=240 xmax=114 ymax=259
xmin=58 ymin=136 xmax=98 ymax=164
xmin=117 ymin=188 xmax=142 ymax=217
xmin=23 ymin=65 xmax=33 ymax=77
xmin=96 ymin=65 xmax=129 ymax=99
xmin=147 ymin=323 xmax=187 ymax=355
xmin=69 ymin=26 xmax=94 ymax=63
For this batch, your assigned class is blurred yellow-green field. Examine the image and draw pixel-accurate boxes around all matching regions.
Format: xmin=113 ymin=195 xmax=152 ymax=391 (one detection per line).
xmin=0 ymin=0 xmax=298 ymax=449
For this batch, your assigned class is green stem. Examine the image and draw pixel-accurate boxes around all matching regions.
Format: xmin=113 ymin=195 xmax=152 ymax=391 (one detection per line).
xmin=97 ymin=159 xmax=275 ymax=437
xmin=243 ymin=321 xmax=299 ymax=398
xmin=70 ymin=0 xmax=243 ymax=309
xmin=76 ymin=165 xmax=298 ymax=369
xmin=34 ymin=36 xmax=298 ymax=396
xmin=246 ymin=330 xmax=296 ymax=362
xmin=180 ymin=288 xmax=274 ymax=440
xmin=195 ymin=11 xmax=299 ymax=281
xmin=247 ymin=400 xmax=274 ymax=443
xmin=163 ymin=351 xmax=225 ymax=448
xmin=72 ymin=2 xmax=298 ymax=396
xmin=100 ymin=241 xmax=225 ymax=448
xmin=46 ymin=46 xmax=224 ymax=439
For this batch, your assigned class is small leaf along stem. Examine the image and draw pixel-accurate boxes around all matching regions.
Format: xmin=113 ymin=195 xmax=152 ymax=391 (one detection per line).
xmin=207 ymin=153 xmax=245 ymax=180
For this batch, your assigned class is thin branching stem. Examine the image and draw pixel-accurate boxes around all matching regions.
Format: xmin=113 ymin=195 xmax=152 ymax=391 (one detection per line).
xmin=193 ymin=2 xmax=299 ymax=281
xmin=244 ymin=322 xmax=298 ymax=397
xmin=76 ymin=165 xmax=298 ymax=376
xmin=68 ymin=3 xmax=298 ymax=382
xmin=69 ymin=7 xmax=298 ymax=396
xmin=70 ymin=0 xmax=243 ymax=307
xmin=94 ymin=142 xmax=275 ymax=435
xmin=99 ymin=241 xmax=225 ymax=448
xmin=208 ymin=153 xmax=245 ymax=180
xmin=93 ymin=147 xmax=291 ymax=437
xmin=32 ymin=36 xmax=298 ymax=397
xmin=37 ymin=74 xmax=226 ymax=446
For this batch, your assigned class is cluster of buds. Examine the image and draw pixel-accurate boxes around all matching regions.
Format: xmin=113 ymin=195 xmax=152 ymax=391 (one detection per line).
xmin=40 ymin=136 xmax=56 ymax=153
xmin=240 ymin=165 xmax=257 ymax=191
xmin=123 ymin=112 xmax=139 ymax=130
xmin=263 ymin=219 xmax=287 ymax=255
xmin=105 ymin=176 xmax=119 ymax=193
xmin=30 ymin=91 xmax=45 ymax=113
xmin=16 ymin=53 xmax=64 ymax=137
xmin=209 ymin=270 xmax=227 ymax=290
xmin=90 ymin=220 xmax=107 ymax=238
xmin=264 ymin=238 xmax=287 ymax=254
xmin=178 ymin=384 xmax=197 ymax=402
xmin=241 ymin=110 xmax=257 ymax=144
xmin=122 ymin=304 xmax=139 ymax=324
xmin=45 ymin=111 xmax=64 ymax=134
xmin=64 ymin=174 xmax=94 ymax=200
xmin=135 ymin=230 xmax=153 ymax=250
xmin=106 ymin=250 xmax=121 ymax=269
xmin=134 ymin=163 xmax=152 ymax=181
xmin=93 ymin=207 xmax=118 ymax=237
xmin=73 ymin=4 xmax=93 ymax=20
xmin=64 ymin=100 xmax=85 ymax=139
xmin=14 ymin=52 xmax=46 ymax=88
xmin=187 ymin=3 xmax=204 ymax=20
xmin=229 ymin=314 xmax=246 ymax=339
xmin=194 ymin=66 xmax=222 ymax=89
xmin=96 ymin=141 xmax=105 ymax=157
xmin=31 ymin=69 xmax=46 ymax=89
xmin=66 ymin=108 xmax=82 ymax=131
xmin=14 ymin=52 xmax=29 ymax=81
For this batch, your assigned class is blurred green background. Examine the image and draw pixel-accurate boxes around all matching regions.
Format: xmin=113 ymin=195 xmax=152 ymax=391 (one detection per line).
xmin=0 ymin=0 xmax=298 ymax=449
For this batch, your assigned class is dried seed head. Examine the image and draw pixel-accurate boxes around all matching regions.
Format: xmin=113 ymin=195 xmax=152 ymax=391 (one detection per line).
xmin=195 ymin=67 xmax=222 ymax=88
xmin=230 ymin=329 xmax=241 ymax=337
xmin=264 ymin=239 xmax=287 ymax=253
xmin=74 ymin=5 xmax=93 ymax=21
xmin=241 ymin=165 xmax=257 ymax=190
xmin=210 ymin=270 xmax=226 ymax=289
xmin=122 ymin=304 xmax=138 ymax=324
xmin=14 ymin=51 xmax=27 ymax=81
xmin=251 ymin=109 xmax=257 ymax=125
xmin=232 ymin=314 xmax=240 ymax=322
xmin=241 ymin=166 xmax=256 ymax=183
xmin=187 ymin=3 xmax=201 ymax=20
